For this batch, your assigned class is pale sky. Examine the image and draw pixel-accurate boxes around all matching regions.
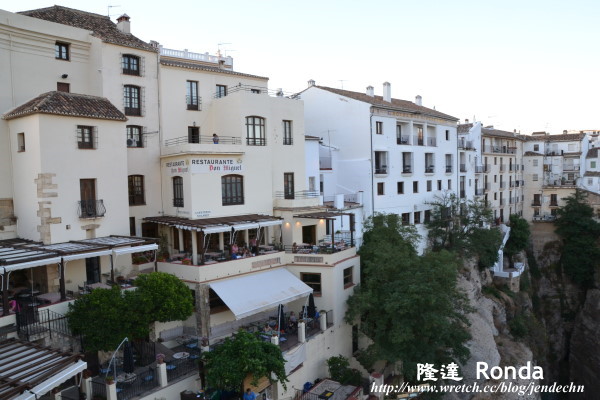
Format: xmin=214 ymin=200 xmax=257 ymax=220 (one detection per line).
xmin=6 ymin=0 xmax=600 ymax=134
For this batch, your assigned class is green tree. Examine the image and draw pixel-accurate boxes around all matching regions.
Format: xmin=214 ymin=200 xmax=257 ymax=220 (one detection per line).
xmin=67 ymin=287 xmax=132 ymax=351
xmin=504 ymin=214 xmax=530 ymax=265
xmin=203 ymin=330 xmax=287 ymax=393
xmin=327 ymin=355 xmax=361 ymax=385
xmin=555 ymin=190 xmax=600 ymax=286
xmin=346 ymin=214 xmax=472 ymax=379
xmin=134 ymin=271 xmax=194 ymax=322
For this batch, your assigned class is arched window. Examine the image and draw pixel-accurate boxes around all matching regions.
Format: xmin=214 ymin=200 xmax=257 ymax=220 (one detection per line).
xmin=128 ymin=175 xmax=145 ymax=205
xmin=221 ymin=175 xmax=244 ymax=205
xmin=173 ymin=176 xmax=184 ymax=207
xmin=246 ymin=116 xmax=265 ymax=146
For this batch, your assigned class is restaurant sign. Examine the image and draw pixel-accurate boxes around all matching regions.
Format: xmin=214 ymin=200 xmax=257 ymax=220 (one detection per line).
xmin=190 ymin=158 xmax=243 ymax=174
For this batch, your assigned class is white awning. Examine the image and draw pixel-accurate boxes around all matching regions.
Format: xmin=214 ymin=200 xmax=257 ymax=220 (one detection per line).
xmin=232 ymin=223 xmax=260 ymax=231
xmin=259 ymin=220 xmax=283 ymax=228
xmin=2 ymin=257 xmax=63 ymax=273
xmin=62 ymin=250 xmax=112 ymax=262
xmin=209 ymin=269 xmax=313 ymax=319
xmin=14 ymin=360 xmax=87 ymax=400
xmin=113 ymin=244 xmax=158 ymax=257
xmin=202 ymin=226 xmax=231 ymax=234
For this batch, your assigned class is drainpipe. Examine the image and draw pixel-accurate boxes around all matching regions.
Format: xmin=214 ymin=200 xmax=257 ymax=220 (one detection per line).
xmin=369 ymin=111 xmax=375 ymax=216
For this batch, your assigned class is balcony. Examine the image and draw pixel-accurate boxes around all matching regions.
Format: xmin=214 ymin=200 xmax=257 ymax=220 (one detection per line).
xmin=533 ymin=214 xmax=556 ymax=222
xmin=549 ymin=201 xmax=559 ymax=207
xmin=186 ymin=95 xmax=202 ymax=111
xmin=460 ymin=164 xmax=466 ymax=172
xmin=274 ymin=190 xmax=321 ymax=208
xmin=397 ymin=135 xmax=410 ymax=145
xmin=425 ymin=166 xmax=435 ymax=173
xmin=402 ymin=165 xmax=412 ymax=173
xmin=413 ymin=135 xmax=424 ymax=146
xmin=446 ymin=165 xmax=452 ymax=173
xmin=160 ymin=46 xmax=233 ymax=68
xmin=475 ymin=188 xmax=484 ymax=196
xmin=165 ymin=135 xmax=241 ymax=146
xmin=531 ymin=201 xmax=541 ymax=207
xmin=563 ymin=165 xmax=580 ymax=171
xmin=459 ymin=140 xmax=474 ymax=150
xmin=475 ymin=165 xmax=486 ymax=173
xmin=78 ymin=200 xmax=106 ymax=218
xmin=499 ymin=182 xmax=506 ymax=189
xmin=427 ymin=137 xmax=437 ymax=147
xmin=484 ymin=145 xmax=516 ymax=154
xmin=162 ymin=134 xmax=243 ymax=156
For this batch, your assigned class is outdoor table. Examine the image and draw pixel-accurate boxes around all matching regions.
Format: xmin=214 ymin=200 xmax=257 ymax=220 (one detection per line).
xmin=173 ymin=351 xmax=190 ymax=359
xmin=37 ymin=292 xmax=61 ymax=304
xmin=87 ymin=282 xmax=112 ymax=290
xmin=116 ymin=372 xmax=136 ymax=384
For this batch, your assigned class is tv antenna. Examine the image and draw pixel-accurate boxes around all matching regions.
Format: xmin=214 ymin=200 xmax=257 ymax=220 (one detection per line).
xmin=338 ymin=80 xmax=347 ymax=89
xmin=107 ymin=5 xmax=120 ymax=17
xmin=218 ymin=42 xmax=231 ymax=55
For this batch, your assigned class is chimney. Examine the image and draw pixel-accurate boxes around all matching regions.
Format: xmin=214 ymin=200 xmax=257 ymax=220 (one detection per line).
xmin=116 ymin=14 xmax=131 ymax=34
xmin=383 ymin=82 xmax=391 ymax=102
xmin=308 ymin=79 xmax=315 ymax=87
xmin=366 ymin=86 xmax=374 ymax=97
xmin=415 ymin=95 xmax=422 ymax=106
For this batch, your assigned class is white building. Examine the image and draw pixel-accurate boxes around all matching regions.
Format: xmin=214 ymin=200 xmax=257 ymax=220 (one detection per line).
xmin=0 ymin=6 xmax=361 ymax=399
xmin=301 ymin=81 xmax=459 ymax=250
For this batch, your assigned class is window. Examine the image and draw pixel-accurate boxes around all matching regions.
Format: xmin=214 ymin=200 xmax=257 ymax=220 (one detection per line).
xmin=79 ymin=179 xmax=103 ymax=218
xmin=396 ymin=125 xmax=406 ymax=144
xmin=57 ymin=82 xmax=70 ymax=92
xmin=283 ymin=120 xmax=293 ymax=145
xmin=17 ymin=133 xmax=25 ymax=152
xmin=494 ymin=157 xmax=497 ymax=165
xmin=414 ymin=211 xmax=421 ymax=224
xmin=397 ymin=182 xmax=404 ymax=194
xmin=343 ymin=267 xmax=353 ymax=288
xmin=592 ymin=161 xmax=597 ymax=169
xmin=588 ymin=178 xmax=593 ymax=185
xmin=533 ymin=159 xmax=538 ymax=167
xmin=55 ymin=42 xmax=69 ymax=60
xmin=437 ymin=180 xmax=442 ymax=190
xmin=494 ymin=175 xmax=497 ymax=183
xmin=532 ymin=174 xmax=538 ymax=181
xmin=424 ymin=210 xmax=431 ymax=223
xmin=402 ymin=213 xmax=410 ymax=225
xmin=533 ymin=194 xmax=541 ymax=206
xmin=126 ymin=125 xmax=143 ymax=148
xmin=216 ymin=84 xmax=227 ymax=98
xmin=251 ymin=88 xmax=261 ymax=94
xmin=129 ymin=217 xmax=136 ymax=236
xmin=77 ymin=125 xmax=96 ymax=149
xmin=413 ymin=181 xmax=418 ymax=193
xmin=550 ymin=194 xmax=558 ymax=206
xmin=188 ymin=126 xmax=200 ymax=143
xmin=534 ymin=144 xmax=539 ymax=151
xmin=375 ymin=151 xmax=388 ymax=174
xmin=173 ymin=176 xmax=184 ymax=207
xmin=448 ymin=179 xmax=452 ymax=190
xmin=445 ymin=154 xmax=453 ymax=173
xmin=427 ymin=180 xmax=432 ymax=192
xmin=124 ymin=85 xmax=141 ymax=116
xmin=301 ymin=273 xmax=321 ymax=295
xmin=246 ymin=116 xmax=266 ymax=145
xmin=128 ymin=175 xmax=145 ymax=205
xmin=445 ymin=130 xmax=450 ymax=140
xmin=402 ymin=152 xmax=412 ymax=173
xmin=375 ymin=121 xmax=383 ymax=134
xmin=377 ymin=182 xmax=384 ymax=195
xmin=122 ymin=54 xmax=140 ymax=75
xmin=568 ymin=143 xmax=576 ymax=151
xmin=284 ymin=173 xmax=295 ymax=199
xmin=417 ymin=126 xmax=424 ymax=145
xmin=186 ymin=81 xmax=200 ymax=110
xmin=425 ymin=153 xmax=434 ymax=173
xmin=222 ymin=174 xmax=244 ymax=205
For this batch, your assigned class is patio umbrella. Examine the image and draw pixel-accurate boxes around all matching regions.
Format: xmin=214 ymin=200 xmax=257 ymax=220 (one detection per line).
xmin=123 ymin=340 xmax=135 ymax=374
xmin=277 ymin=304 xmax=285 ymax=333
xmin=307 ymin=293 xmax=316 ymax=319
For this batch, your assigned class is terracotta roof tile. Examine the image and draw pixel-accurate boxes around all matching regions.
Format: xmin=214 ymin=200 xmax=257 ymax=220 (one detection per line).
xmin=457 ymin=123 xmax=473 ymax=134
xmin=481 ymin=127 xmax=522 ymax=139
xmin=312 ymin=86 xmax=458 ymax=121
xmin=19 ymin=6 xmax=157 ymax=52
xmin=523 ymin=133 xmax=586 ymax=142
xmin=586 ymin=148 xmax=599 ymax=158
xmin=3 ymin=91 xmax=127 ymax=121
xmin=584 ymin=171 xmax=600 ymax=177
xmin=159 ymin=59 xmax=268 ymax=80
xmin=524 ymin=151 xmax=544 ymax=156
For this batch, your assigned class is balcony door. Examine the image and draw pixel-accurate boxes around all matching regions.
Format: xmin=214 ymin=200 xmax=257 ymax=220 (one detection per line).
xmin=86 ymin=256 xmax=100 ymax=284
xmin=284 ymin=173 xmax=295 ymax=199
xmin=80 ymin=179 xmax=97 ymax=218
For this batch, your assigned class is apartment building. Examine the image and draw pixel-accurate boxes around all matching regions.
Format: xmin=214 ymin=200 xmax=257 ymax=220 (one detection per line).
xmin=458 ymin=122 xmax=525 ymax=223
xmin=0 ymin=6 xmax=360 ymax=399
xmin=301 ymin=81 xmax=459 ymax=250
xmin=522 ymin=131 xmax=588 ymax=221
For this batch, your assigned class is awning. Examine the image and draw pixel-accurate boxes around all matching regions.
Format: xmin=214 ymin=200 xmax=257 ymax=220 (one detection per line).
xmin=112 ymin=243 xmax=158 ymax=257
xmin=209 ymin=269 xmax=313 ymax=319
xmin=62 ymin=250 xmax=112 ymax=262
xmin=14 ymin=360 xmax=87 ymax=400
xmin=201 ymin=226 xmax=232 ymax=234
xmin=258 ymin=220 xmax=283 ymax=227
xmin=2 ymin=257 xmax=63 ymax=273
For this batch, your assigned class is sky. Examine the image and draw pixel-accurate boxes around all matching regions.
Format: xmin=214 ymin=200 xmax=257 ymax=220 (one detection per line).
xmin=6 ymin=0 xmax=600 ymax=134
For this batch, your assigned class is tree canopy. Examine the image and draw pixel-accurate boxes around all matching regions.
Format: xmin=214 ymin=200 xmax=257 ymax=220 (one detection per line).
xmin=203 ymin=330 xmax=287 ymax=393
xmin=504 ymin=214 xmax=530 ymax=262
xmin=67 ymin=272 xmax=194 ymax=352
xmin=555 ymin=190 xmax=600 ymax=286
xmin=346 ymin=213 xmax=472 ymax=379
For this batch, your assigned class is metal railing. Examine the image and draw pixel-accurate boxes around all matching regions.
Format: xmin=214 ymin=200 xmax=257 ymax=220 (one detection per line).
xmin=375 ymin=167 xmax=388 ymax=174
xmin=425 ymin=166 xmax=435 ymax=173
xmin=16 ymin=308 xmax=76 ymax=342
xmin=446 ymin=165 xmax=453 ymax=173
xmin=91 ymin=380 xmax=106 ymax=399
xmin=413 ymin=135 xmax=424 ymax=146
xmin=484 ymin=145 xmax=516 ymax=154
xmin=459 ymin=140 xmax=474 ymax=150
xmin=475 ymin=165 xmax=485 ymax=173
xmin=166 ymin=357 xmax=197 ymax=382
xmin=475 ymin=188 xmax=484 ymax=196
xmin=247 ymin=137 xmax=267 ymax=146
xmin=212 ymin=83 xmax=300 ymax=99
xmin=397 ymin=135 xmax=410 ymax=145
xmin=185 ymin=95 xmax=202 ymax=111
xmin=403 ymin=165 xmax=412 ymax=173
xmin=283 ymin=137 xmax=293 ymax=145
xmin=531 ymin=201 xmax=541 ymax=207
xmin=118 ymin=367 xmax=160 ymax=400
xmin=164 ymin=135 xmax=241 ymax=146
xmin=275 ymin=190 xmax=319 ymax=199
xmin=78 ymin=200 xmax=106 ymax=218
xmin=563 ymin=165 xmax=579 ymax=171
xmin=427 ymin=137 xmax=437 ymax=146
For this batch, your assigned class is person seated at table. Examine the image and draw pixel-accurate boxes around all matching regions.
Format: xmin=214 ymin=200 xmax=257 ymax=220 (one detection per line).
xmin=249 ymin=238 xmax=258 ymax=255
xmin=292 ymin=242 xmax=298 ymax=253
xmin=231 ymin=243 xmax=239 ymax=259
xmin=9 ymin=299 xmax=21 ymax=313
xmin=244 ymin=389 xmax=257 ymax=400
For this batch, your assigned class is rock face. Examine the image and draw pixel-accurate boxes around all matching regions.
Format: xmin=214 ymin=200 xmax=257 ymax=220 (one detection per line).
xmin=568 ymin=288 xmax=600 ymax=399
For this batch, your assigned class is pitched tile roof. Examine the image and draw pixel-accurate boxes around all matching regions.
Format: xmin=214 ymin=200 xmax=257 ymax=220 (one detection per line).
xmin=584 ymin=171 xmax=600 ymax=177
xmin=481 ymin=127 xmax=522 ymax=139
xmin=3 ymin=91 xmax=127 ymax=121
xmin=586 ymin=147 xmax=599 ymax=158
xmin=160 ymin=59 xmax=268 ymax=80
xmin=524 ymin=151 xmax=544 ymax=156
xmin=311 ymin=86 xmax=458 ymax=121
xmin=523 ymin=133 xmax=586 ymax=142
xmin=457 ymin=123 xmax=473 ymax=134
xmin=19 ymin=5 xmax=157 ymax=52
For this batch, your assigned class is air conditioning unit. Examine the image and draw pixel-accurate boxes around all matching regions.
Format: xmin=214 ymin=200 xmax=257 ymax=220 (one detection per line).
xmin=126 ymin=138 xmax=136 ymax=147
